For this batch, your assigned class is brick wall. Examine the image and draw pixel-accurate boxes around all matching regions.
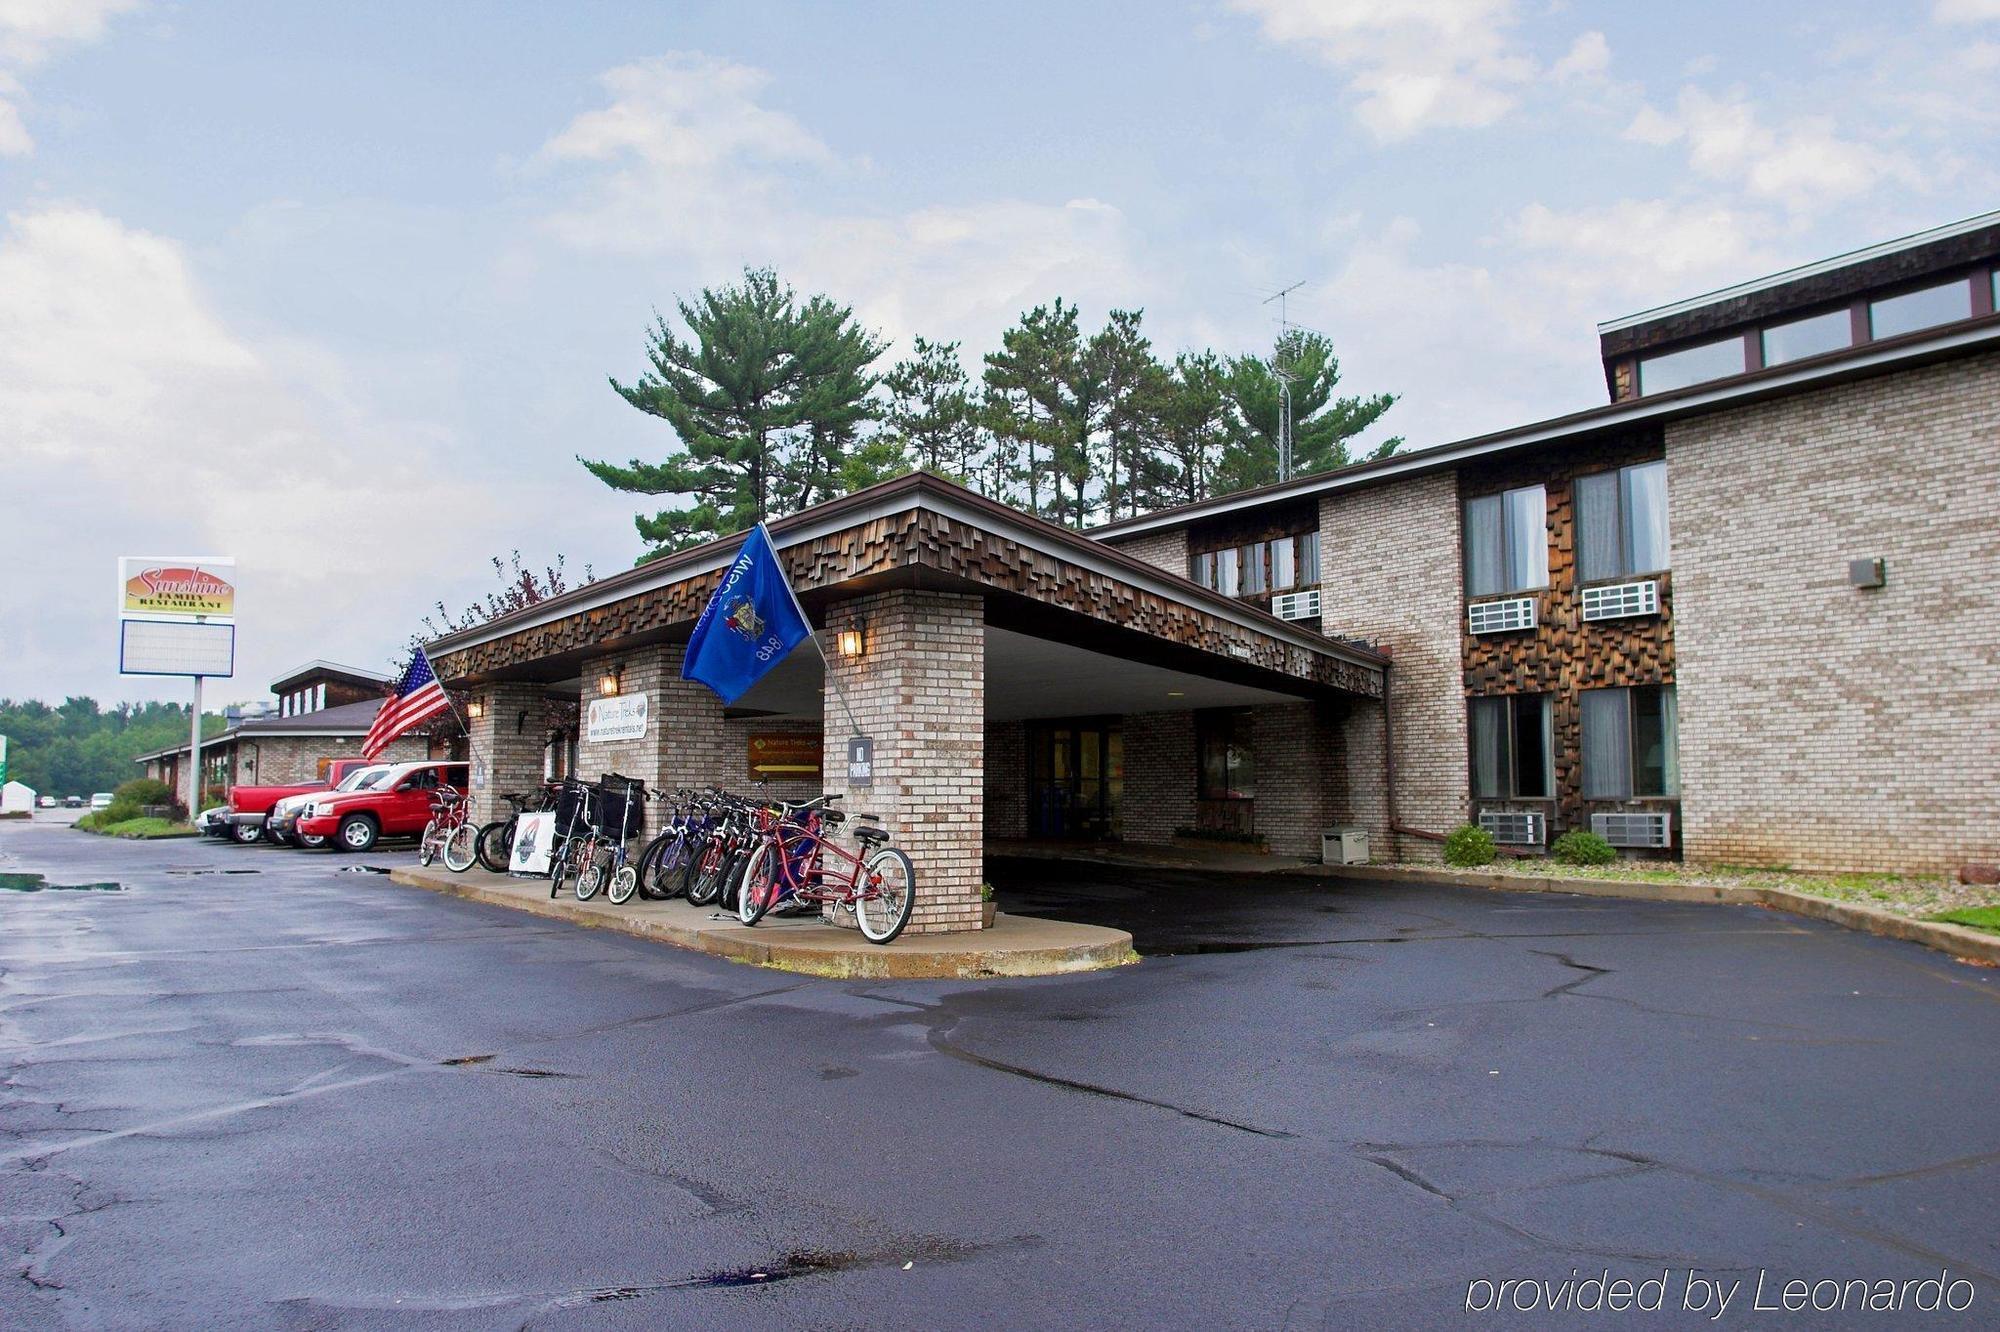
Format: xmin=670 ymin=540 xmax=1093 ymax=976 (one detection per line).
xmin=1320 ymin=473 xmax=1468 ymax=859
xmin=1669 ymin=352 xmax=2000 ymax=873
xmin=1109 ymin=527 xmax=1190 ymax=577
xmin=824 ymin=590 xmax=985 ymax=933
xmin=1122 ymin=710 xmax=1195 ymax=845
xmin=984 ymin=720 xmax=1027 ymax=839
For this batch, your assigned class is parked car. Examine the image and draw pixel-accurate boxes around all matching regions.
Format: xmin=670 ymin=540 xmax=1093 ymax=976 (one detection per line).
xmin=266 ymin=764 xmax=396 ymax=848
xmin=294 ymin=761 xmax=470 ymax=853
xmin=89 ymin=793 xmax=114 ymax=810
xmin=222 ymin=758 xmax=379 ymax=845
xmin=36 ymin=795 xmax=55 ymax=809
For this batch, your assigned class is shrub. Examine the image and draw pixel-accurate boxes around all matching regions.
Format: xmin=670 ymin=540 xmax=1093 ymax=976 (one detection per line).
xmin=1551 ymin=828 xmax=1617 ymax=867
xmin=1443 ymin=823 xmax=1497 ymax=867
xmin=114 ymin=778 xmax=174 ymax=806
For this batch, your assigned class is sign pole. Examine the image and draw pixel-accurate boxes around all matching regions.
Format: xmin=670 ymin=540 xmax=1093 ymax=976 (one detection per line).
xmin=189 ymin=675 xmax=203 ymax=814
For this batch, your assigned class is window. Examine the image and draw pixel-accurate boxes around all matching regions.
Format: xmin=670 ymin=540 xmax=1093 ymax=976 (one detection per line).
xmin=1468 ymin=695 xmax=1553 ymax=800
xmin=1464 ymin=485 xmax=1548 ymax=596
xmin=1582 ymin=685 xmax=1679 ymax=799
xmin=1869 ymin=279 xmax=1971 ymax=340
xmin=1637 ymin=337 xmax=1744 ymax=395
xmin=1197 ymin=710 xmax=1255 ymax=801
xmin=1240 ymin=543 xmax=1268 ymax=595
xmin=1576 ymin=460 xmax=1671 ymax=582
xmin=1761 ymin=309 xmax=1850 ymax=366
xmin=1270 ymin=538 xmax=1296 ymax=591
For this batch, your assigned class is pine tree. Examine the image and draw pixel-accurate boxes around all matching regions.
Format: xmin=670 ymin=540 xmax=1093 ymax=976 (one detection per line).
xmin=582 ymin=269 xmax=885 ymax=560
xmin=1216 ymin=329 xmax=1400 ymax=496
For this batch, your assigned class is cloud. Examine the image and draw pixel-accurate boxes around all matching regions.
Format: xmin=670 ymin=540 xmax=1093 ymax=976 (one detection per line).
xmin=1934 ymin=0 xmax=2000 ymax=22
xmin=0 ymin=206 xmax=507 ymax=702
xmin=1621 ymin=87 xmax=1918 ymax=212
xmin=536 ymin=52 xmax=1142 ymax=355
xmin=1223 ymin=0 xmax=1597 ymax=138
xmin=0 ymin=0 xmax=140 ymax=155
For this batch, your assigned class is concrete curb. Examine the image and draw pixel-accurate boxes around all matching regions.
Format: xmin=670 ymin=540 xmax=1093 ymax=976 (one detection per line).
xmin=1308 ymin=864 xmax=2000 ymax=965
xmin=387 ymin=867 xmax=1138 ymax=980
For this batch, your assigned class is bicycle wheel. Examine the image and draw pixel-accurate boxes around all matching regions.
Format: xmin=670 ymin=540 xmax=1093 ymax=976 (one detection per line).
xmin=686 ymin=840 xmax=727 ymax=906
xmin=738 ymin=842 xmax=778 ymax=926
xmin=443 ymin=821 xmax=478 ymax=873
xmin=475 ymin=820 xmax=514 ymax=873
xmin=575 ymin=848 xmax=603 ymax=902
xmin=854 ymin=846 xmax=916 ymax=944
xmin=607 ymin=860 xmax=638 ymax=905
xmin=417 ymin=818 xmax=441 ymax=868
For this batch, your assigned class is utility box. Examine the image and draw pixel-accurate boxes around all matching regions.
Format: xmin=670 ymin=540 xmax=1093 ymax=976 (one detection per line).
xmin=1323 ymin=827 xmax=1369 ymax=865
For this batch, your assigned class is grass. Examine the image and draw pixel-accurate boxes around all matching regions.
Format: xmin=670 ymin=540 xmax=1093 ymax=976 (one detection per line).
xmin=77 ymin=816 xmax=199 ymax=839
xmin=1391 ymin=856 xmax=2000 ymax=921
xmin=1930 ymin=906 xmax=2000 ymax=936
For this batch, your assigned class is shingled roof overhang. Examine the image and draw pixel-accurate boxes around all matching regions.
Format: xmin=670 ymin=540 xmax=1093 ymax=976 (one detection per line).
xmin=427 ymin=472 xmax=1387 ymax=701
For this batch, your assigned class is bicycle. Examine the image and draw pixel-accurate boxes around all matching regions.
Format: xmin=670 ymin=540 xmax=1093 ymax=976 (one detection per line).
xmin=418 ymin=786 xmax=478 ymax=873
xmin=474 ymin=782 xmax=560 ymax=873
xmin=737 ymin=793 xmax=916 ymax=943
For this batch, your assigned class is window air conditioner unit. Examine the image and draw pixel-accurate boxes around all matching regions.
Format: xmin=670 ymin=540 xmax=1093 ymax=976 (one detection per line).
xmin=1592 ymin=811 xmax=1673 ymax=848
xmin=1468 ymin=597 xmax=1537 ymax=635
xmin=1271 ymin=588 xmax=1321 ymax=621
xmin=1478 ymin=810 xmax=1545 ymax=846
xmin=1581 ymin=579 xmax=1660 ymax=622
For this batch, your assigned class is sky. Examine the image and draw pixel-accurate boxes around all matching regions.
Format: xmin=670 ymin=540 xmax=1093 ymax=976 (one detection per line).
xmin=3 ymin=0 xmax=1998 ymax=707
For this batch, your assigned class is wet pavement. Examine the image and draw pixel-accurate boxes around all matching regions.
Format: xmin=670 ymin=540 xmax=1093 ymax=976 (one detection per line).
xmin=3 ymin=824 xmax=1998 ymax=1328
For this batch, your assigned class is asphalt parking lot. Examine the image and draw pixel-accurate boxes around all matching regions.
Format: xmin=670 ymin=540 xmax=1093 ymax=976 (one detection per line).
xmin=4 ymin=820 xmax=1998 ymax=1327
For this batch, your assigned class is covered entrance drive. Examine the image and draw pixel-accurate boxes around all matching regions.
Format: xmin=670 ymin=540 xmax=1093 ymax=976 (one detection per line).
xmin=424 ymin=473 xmax=1388 ymax=935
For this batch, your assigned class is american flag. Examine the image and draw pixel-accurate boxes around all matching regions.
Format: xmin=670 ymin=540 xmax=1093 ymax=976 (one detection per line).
xmin=362 ymin=648 xmax=452 ymax=758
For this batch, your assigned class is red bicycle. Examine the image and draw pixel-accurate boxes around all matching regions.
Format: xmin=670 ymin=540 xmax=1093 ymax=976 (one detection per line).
xmin=736 ymin=794 xmax=916 ymax=943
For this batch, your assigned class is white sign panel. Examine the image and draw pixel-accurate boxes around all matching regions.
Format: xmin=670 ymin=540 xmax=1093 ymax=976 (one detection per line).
xmin=119 ymin=620 xmax=236 ymax=677
xmin=508 ymin=811 xmax=555 ymax=876
xmin=585 ymin=693 xmax=649 ymax=744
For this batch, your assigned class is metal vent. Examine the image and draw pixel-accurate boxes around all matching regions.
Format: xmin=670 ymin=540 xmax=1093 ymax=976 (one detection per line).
xmin=1468 ymin=597 xmax=1537 ymax=635
xmin=1581 ymin=579 xmax=1660 ymax=622
xmin=1592 ymin=811 xmax=1673 ymax=848
xmin=1271 ymin=588 xmax=1322 ymax=621
xmin=1478 ymin=810 xmax=1546 ymax=846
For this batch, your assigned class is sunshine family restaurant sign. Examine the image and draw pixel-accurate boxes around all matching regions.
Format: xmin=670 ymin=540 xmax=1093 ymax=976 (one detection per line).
xmin=119 ymin=557 xmax=237 ymax=619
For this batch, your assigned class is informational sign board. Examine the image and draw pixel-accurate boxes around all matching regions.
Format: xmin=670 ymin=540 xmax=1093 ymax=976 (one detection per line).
xmin=118 ymin=556 xmax=236 ymax=621
xmin=119 ymin=620 xmax=236 ymax=677
xmin=748 ymin=733 xmax=822 ymax=779
xmin=846 ymin=735 xmax=874 ymax=788
xmin=508 ymin=811 xmax=556 ymax=876
xmin=584 ymin=693 xmax=649 ymax=743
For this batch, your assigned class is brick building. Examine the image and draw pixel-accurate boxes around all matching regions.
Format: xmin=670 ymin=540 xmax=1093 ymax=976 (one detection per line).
xmin=432 ymin=212 xmax=2000 ymax=933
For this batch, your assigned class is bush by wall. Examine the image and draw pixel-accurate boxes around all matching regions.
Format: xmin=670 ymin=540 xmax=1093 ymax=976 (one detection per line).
xmin=1443 ymin=823 xmax=1497 ymax=867
xmin=1551 ymin=829 xmax=1617 ymax=867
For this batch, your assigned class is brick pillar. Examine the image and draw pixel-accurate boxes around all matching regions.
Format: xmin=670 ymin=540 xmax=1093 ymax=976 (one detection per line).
xmin=823 ymin=589 xmax=985 ymax=934
xmin=576 ymin=647 xmax=673 ymax=792
xmin=466 ymin=681 xmax=547 ymax=827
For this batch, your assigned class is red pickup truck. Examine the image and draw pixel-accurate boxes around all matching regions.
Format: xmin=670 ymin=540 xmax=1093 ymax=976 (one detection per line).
xmin=222 ymin=758 xmax=379 ymax=845
xmin=294 ymin=761 xmax=470 ymax=853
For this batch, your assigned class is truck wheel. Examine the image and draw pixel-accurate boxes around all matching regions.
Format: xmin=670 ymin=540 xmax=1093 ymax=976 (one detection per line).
xmin=336 ymin=814 xmax=379 ymax=853
xmin=230 ymin=822 xmax=263 ymax=845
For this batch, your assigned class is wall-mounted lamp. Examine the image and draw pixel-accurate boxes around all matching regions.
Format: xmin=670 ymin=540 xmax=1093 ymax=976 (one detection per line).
xmin=466 ymin=699 xmax=485 ymax=720
xmin=836 ymin=621 xmax=867 ymax=658
xmin=598 ymin=666 xmax=623 ymax=696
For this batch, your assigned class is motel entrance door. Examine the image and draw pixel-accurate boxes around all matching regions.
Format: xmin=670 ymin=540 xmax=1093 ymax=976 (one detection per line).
xmin=1027 ymin=720 xmax=1123 ymax=840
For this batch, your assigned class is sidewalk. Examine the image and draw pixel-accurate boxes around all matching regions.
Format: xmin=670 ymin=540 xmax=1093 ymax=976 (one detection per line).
xmin=387 ymin=865 xmax=1137 ymax=980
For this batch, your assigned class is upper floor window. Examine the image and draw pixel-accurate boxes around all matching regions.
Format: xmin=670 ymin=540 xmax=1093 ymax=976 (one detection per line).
xmin=1190 ymin=532 xmax=1319 ymax=599
xmin=1869 ymin=279 xmax=1972 ymax=341
xmin=1582 ymin=685 xmax=1679 ymax=799
xmin=1761 ymin=309 xmax=1850 ymax=366
xmin=1576 ymin=460 xmax=1670 ymax=582
xmin=1469 ymin=694 xmax=1553 ymax=800
xmin=1464 ymin=485 xmax=1548 ymax=597
xmin=1637 ymin=337 xmax=1743 ymax=395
